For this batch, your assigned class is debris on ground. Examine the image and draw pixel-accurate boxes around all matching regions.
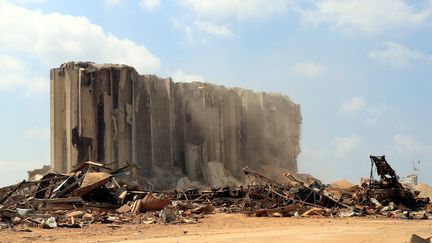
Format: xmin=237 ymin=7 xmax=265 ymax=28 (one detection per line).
xmin=330 ymin=180 xmax=355 ymax=189
xmin=409 ymin=234 xmax=431 ymax=243
xmin=416 ymin=183 xmax=432 ymax=199
xmin=0 ymin=155 xmax=431 ymax=230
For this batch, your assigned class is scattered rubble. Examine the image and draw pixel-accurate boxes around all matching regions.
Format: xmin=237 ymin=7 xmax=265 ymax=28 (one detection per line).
xmin=331 ymin=179 xmax=355 ymax=189
xmin=416 ymin=183 xmax=432 ymax=199
xmin=410 ymin=234 xmax=432 ymax=243
xmin=0 ymin=155 xmax=431 ymax=231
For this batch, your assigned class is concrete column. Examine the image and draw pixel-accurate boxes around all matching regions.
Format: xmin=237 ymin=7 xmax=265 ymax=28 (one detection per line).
xmin=64 ymin=66 xmax=79 ymax=172
xmin=79 ymin=69 xmax=96 ymax=162
xmin=239 ymin=92 xmax=264 ymax=168
xmin=50 ymin=68 xmax=67 ymax=172
xmin=184 ymin=143 xmax=202 ymax=180
xmin=149 ymin=77 xmax=173 ymax=169
xmin=222 ymin=90 xmax=241 ymax=177
xmin=132 ymin=75 xmax=153 ymax=177
xmin=116 ymin=68 xmax=133 ymax=167
xmin=203 ymin=87 xmax=222 ymax=162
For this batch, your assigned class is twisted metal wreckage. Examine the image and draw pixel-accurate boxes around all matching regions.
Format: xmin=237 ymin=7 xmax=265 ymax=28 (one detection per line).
xmin=0 ymin=155 xmax=430 ymax=230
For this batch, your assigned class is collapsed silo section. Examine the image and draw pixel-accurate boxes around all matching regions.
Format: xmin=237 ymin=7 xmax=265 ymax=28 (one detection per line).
xmin=50 ymin=62 xmax=301 ymax=190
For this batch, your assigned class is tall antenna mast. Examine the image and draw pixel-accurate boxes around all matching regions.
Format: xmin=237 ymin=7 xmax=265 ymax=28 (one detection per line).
xmin=413 ymin=160 xmax=420 ymax=176
xmin=412 ymin=160 xmax=420 ymax=185
xmin=413 ymin=160 xmax=420 ymax=177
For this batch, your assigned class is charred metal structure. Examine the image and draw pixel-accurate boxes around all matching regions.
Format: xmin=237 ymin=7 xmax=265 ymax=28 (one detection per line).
xmin=50 ymin=62 xmax=301 ymax=188
xmin=368 ymin=155 xmax=429 ymax=209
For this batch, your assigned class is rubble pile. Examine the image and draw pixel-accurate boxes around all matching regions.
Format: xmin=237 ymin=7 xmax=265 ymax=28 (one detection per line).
xmin=238 ymin=166 xmax=430 ymax=219
xmin=0 ymin=161 xmax=224 ymax=231
xmin=1 ymin=156 xmax=431 ymax=231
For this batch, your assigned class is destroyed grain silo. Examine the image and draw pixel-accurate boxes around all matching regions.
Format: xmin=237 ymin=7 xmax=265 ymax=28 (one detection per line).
xmin=50 ymin=62 xmax=301 ymax=189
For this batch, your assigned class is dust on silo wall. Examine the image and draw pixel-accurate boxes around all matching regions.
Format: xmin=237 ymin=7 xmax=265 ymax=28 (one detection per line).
xmin=50 ymin=62 xmax=302 ymax=189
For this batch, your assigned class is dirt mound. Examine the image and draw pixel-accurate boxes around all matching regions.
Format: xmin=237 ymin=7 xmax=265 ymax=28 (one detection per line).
xmin=331 ymin=179 xmax=355 ymax=189
xmin=415 ymin=183 xmax=432 ymax=199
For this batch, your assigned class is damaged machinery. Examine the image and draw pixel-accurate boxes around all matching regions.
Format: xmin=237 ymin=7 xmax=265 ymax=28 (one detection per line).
xmin=367 ymin=155 xmax=429 ymax=209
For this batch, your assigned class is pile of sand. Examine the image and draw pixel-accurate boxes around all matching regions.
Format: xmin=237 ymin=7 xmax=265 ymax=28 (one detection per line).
xmin=415 ymin=183 xmax=432 ymax=199
xmin=331 ymin=179 xmax=355 ymax=189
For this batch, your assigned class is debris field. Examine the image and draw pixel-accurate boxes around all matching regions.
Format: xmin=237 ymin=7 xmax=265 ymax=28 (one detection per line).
xmin=0 ymin=155 xmax=431 ymax=232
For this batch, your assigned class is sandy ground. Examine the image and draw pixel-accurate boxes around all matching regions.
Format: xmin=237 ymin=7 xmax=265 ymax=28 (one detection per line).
xmin=1 ymin=213 xmax=431 ymax=243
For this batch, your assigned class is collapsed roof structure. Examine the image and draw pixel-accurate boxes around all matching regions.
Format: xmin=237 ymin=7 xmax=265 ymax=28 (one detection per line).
xmin=50 ymin=62 xmax=302 ymax=189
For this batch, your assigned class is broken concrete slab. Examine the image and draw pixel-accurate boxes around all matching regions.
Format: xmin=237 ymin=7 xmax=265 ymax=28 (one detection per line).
xmin=201 ymin=161 xmax=240 ymax=188
xmin=70 ymin=172 xmax=112 ymax=197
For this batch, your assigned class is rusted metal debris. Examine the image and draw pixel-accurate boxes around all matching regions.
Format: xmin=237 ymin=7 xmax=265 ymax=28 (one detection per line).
xmin=368 ymin=155 xmax=429 ymax=208
xmin=0 ymin=161 xmax=215 ymax=229
xmin=0 ymin=155 xmax=431 ymax=230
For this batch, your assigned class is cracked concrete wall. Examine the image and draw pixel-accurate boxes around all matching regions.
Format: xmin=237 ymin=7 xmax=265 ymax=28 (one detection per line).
xmin=50 ymin=62 xmax=301 ymax=189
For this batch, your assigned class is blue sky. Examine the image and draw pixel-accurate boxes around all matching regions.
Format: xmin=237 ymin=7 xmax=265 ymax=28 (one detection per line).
xmin=0 ymin=0 xmax=431 ymax=186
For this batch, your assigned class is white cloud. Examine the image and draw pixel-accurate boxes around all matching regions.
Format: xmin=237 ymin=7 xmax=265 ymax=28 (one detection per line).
xmin=195 ymin=20 xmax=233 ymax=37
xmin=289 ymin=61 xmax=324 ymax=77
xmin=0 ymin=54 xmax=25 ymax=90
xmin=0 ymin=54 xmax=49 ymax=93
xmin=173 ymin=20 xmax=205 ymax=45
xmin=179 ymin=0 xmax=294 ymax=20
xmin=394 ymin=134 xmax=430 ymax=156
xmin=139 ymin=0 xmax=160 ymax=11
xmin=368 ymin=42 xmax=432 ymax=68
xmin=363 ymin=117 xmax=378 ymax=126
xmin=339 ymin=96 xmax=366 ymax=114
xmin=172 ymin=70 xmax=204 ymax=82
xmin=333 ymin=134 xmax=362 ymax=156
xmin=173 ymin=20 xmax=192 ymax=40
xmin=303 ymin=134 xmax=363 ymax=159
xmin=25 ymin=77 xmax=49 ymax=94
xmin=366 ymin=103 xmax=387 ymax=116
xmin=0 ymin=2 xmax=160 ymax=78
xmin=0 ymin=54 xmax=24 ymax=71
xmin=104 ymin=0 xmax=122 ymax=6
xmin=361 ymin=104 xmax=387 ymax=126
xmin=22 ymin=127 xmax=49 ymax=140
xmin=12 ymin=0 xmax=47 ymax=4
xmin=302 ymin=0 xmax=432 ymax=34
